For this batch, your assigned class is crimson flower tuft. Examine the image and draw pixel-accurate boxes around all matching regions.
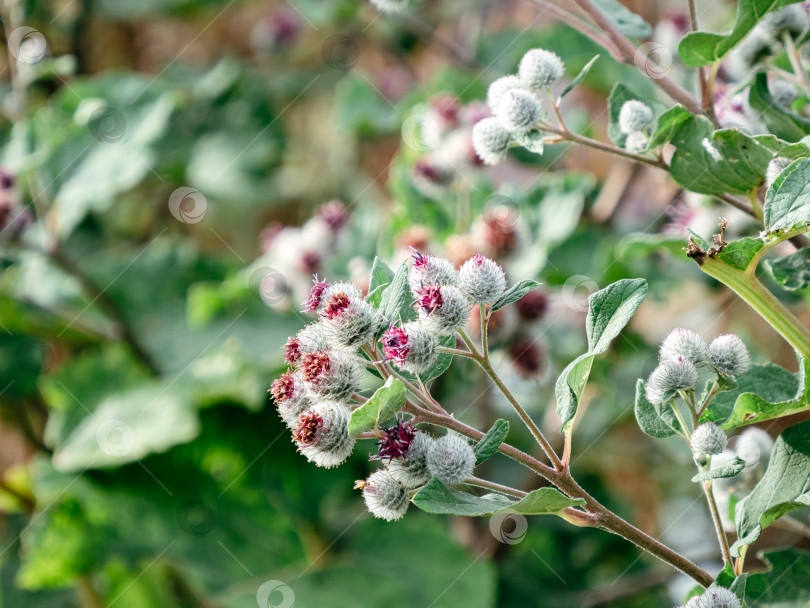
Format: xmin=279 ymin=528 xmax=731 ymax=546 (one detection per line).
xmin=373 ymin=422 xmax=417 ymax=462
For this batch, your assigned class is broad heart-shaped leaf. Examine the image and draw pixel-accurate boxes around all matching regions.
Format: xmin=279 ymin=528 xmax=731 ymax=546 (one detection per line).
xmin=560 ymin=54 xmax=599 ymax=99
xmin=749 ymin=72 xmax=810 ymax=142
xmin=648 ymin=105 xmax=692 ymax=149
xmin=556 ymin=279 xmax=648 ymax=427
xmin=474 ymin=419 xmax=509 ymax=465
xmin=732 ymin=419 xmax=810 ymax=556
xmin=691 ymin=457 xmax=745 ymax=482
xmin=764 ymin=157 xmax=810 ymax=231
xmin=607 ymin=83 xmax=665 ymax=148
xmin=491 ymin=280 xmax=541 ymax=312
xmin=412 ymin=478 xmax=584 ymax=516
xmin=634 ymin=379 xmax=680 ymax=439
xmin=591 ymin=0 xmax=652 ymax=38
xmin=764 ymin=247 xmax=810 ymax=290
xmin=702 ymin=359 xmax=810 ymax=430
xmin=379 ymin=259 xmax=416 ymax=324
xmin=366 ymin=257 xmax=395 ymax=308
xmin=348 ymin=377 xmax=406 ymax=437
xmin=669 ymin=115 xmax=782 ymax=195
xmin=51 ymin=382 xmax=199 ymax=472
xmin=678 ymin=0 xmax=803 ymax=67
xmin=744 ymin=548 xmax=810 ymax=607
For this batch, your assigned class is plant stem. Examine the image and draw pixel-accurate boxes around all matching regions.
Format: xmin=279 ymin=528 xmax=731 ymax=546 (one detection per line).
xmin=697 ymin=380 xmax=719 ymax=419
xmin=437 ymin=346 xmax=476 ymax=358
xmin=541 ymin=124 xmax=665 ymax=168
xmin=526 ymin=0 xmax=623 ymax=61
xmin=701 ymin=479 xmax=733 ymax=564
xmin=668 ymin=400 xmax=692 ymax=440
xmin=783 ymin=32 xmax=810 ymax=95
xmin=686 ymin=0 xmax=708 ymax=111
xmin=465 ymin=476 xmax=527 ymax=498
xmin=479 ymin=305 xmax=489 ymax=361
xmin=698 ymin=256 xmax=810 ymax=361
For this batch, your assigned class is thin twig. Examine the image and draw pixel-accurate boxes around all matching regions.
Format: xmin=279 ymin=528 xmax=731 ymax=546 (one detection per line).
xmin=465 ymin=476 xmax=528 ymax=498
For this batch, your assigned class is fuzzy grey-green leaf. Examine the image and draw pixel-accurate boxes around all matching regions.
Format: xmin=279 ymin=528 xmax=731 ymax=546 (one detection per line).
xmin=348 ymin=377 xmax=406 ymax=437
xmin=474 ymin=419 xmax=510 ymax=465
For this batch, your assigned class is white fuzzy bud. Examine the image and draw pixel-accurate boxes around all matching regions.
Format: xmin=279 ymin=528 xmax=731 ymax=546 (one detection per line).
xmin=458 ymin=254 xmax=507 ymax=305
xmin=487 ymin=75 xmax=525 ymax=111
xmin=518 ymin=48 xmax=564 ymax=90
xmin=708 ymin=334 xmax=750 ymax=377
xmin=736 ymin=426 xmax=774 ymax=471
xmin=299 ymin=349 xmax=363 ymax=401
xmin=297 ymin=322 xmax=330 ymax=355
xmin=770 ymin=78 xmax=798 ymax=106
xmin=494 ymin=89 xmax=544 ymax=134
xmin=321 ymin=291 xmax=383 ymax=350
xmin=645 ymin=357 xmax=699 ymax=403
xmin=426 ymin=434 xmax=475 ymax=485
xmin=619 ymin=100 xmax=653 ymax=134
xmin=472 ymin=117 xmax=512 ymax=165
xmin=362 ymin=470 xmax=410 ymax=521
xmin=294 ymin=401 xmax=355 ymax=468
xmin=696 ymin=586 xmax=742 ymax=608
xmin=765 ymin=157 xmax=792 ymax=189
xmin=382 ymin=321 xmax=439 ymax=374
xmin=691 ymin=422 xmax=728 ymax=458
xmin=387 ymin=431 xmax=434 ymax=488
xmin=660 ymin=328 xmax=710 ymax=365
xmin=624 ymin=131 xmax=648 ymax=153
xmin=369 ymin=0 xmax=407 ymax=13
xmin=736 ymin=28 xmax=778 ymax=68
xmin=415 ymin=284 xmax=472 ymax=336
xmin=682 ymin=597 xmax=702 ymax=608
xmin=408 ymin=252 xmax=458 ymax=296
xmin=759 ymin=5 xmax=809 ymax=41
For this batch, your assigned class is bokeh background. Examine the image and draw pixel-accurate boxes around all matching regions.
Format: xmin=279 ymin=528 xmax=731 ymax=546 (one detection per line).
xmin=0 ymin=0 xmax=808 ymax=606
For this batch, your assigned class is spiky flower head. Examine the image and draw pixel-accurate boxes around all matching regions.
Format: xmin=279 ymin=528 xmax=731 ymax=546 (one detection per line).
xmin=295 ymin=322 xmax=330 ymax=356
xmin=387 ymin=431 xmax=434 ymax=488
xmin=770 ymin=78 xmax=798 ymax=106
xmin=415 ymin=284 xmax=472 ymax=335
xmin=708 ymin=334 xmax=750 ymax=377
xmin=283 ymin=337 xmax=301 ymax=365
xmin=736 ymin=426 xmax=774 ymax=471
xmin=624 ymin=131 xmax=648 ymax=153
xmin=294 ymin=400 xmax=355 ymax=467
xmin=382 ymin=321 xmax=439 ymax=374
xmin=645 ymin=356 xmax=699 ymax=403
xmin=660 ymin=328 xmax=710 ymax=365
xmin=362 ymin=470 xmax=409 ymax=521
xmin=619 ymin=100 xmax=653 ymax=134
xmin=766 ymin=157 xmax=792 ymax=189
xmin=458 ymin=254 xmax=507 ymax=305
xmin=270 ymin=372 xmax=311 ymax=426
xmin=487 ymin=75 xmax=525 ymax=111
xmin=691 ymin=422 xmax=728 ymax=459
xmin=302 ymin=277 xmax=329 ymax=312
xmin=759 ymin=5 xmax=809 ymax=41
xmin=426 ymin=434 xmax=475 ymax=485
xmin=472 ymin=117 xmax=511 ymax=166
xmin=369 ymin=0 xmax=408 ymax=13
xmin=696 ymin=586 xmax=742 ymax=608
xmin=494 ymin=89 xmax=544 ymax=134
xmin=518 ymin=48 xmax=564 ymax=90
xmin=299 ymin=349 xmax=362 ymax=401
xmin=408 ymin=251 xmax=458 ymax=296
xmin=372 ymin=421 xmax=416 ymax=462
xmin=320 ymin=290 xmax=383 ymax=349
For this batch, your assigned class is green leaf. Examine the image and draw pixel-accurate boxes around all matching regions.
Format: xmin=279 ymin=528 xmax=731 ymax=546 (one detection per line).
xmin=513 ymin=129 xmax=544 ymax=155
xmin=634 ymin=379 xmax=680 ymax=439
xmin=51 ymin=382 xmax=199 ymax=472
xmin=474 ymin=420 xmax=510 ymax=465
xmin=412 ymin=479 xmax=584 ymax=516
xmin=615 ymin=231 xmax=691 ymax=260
xmin=556 ymin=278 xmax=648 ymax=427
xmin=691 ymin=457 xmax=745 ymax=482
xmin=491 ymin=280 xmax=541 ymax=312
xmin=560 ymin=54 xmax=599 ymax=99
xmin=379 ymin=259 xmax=416 ymax=324
xmin=649 ymin=105 xmax=692 ymax=149
xmin=669 ymin=115 xmax=782 ymax=196
xmin=591 ymin=0 xmax=652 ymax=38
xmin=678 ymin=0 xmax=803 ymax=67
xmin=367 ymin=257 xmax=395 ymax=308
xmin=749 ymin=72 xmax=810 ymax=142
xmin=412 ymin=478 xmax=516 ymax=516
xmin=714 ymin=561 xmax=737 ymax=589
xmin=745 ymin=548 xmax=810 ymax=607
xmin=764 ymin=247 xmax=810 ymax=290
xmin=715 ymin=237 xmax=765 ymax=271
xmin=764 ymin=157 xmax=810 ymax=231
xmin=607 ymin=83 xmax=664 ymax=148
xmin=732 ymin=419 xmax=810 ymax=556
xmin=704 ymin=360 xmax=809 ymax=430
xmin=348 ymin=377 xmax=406 ymax=437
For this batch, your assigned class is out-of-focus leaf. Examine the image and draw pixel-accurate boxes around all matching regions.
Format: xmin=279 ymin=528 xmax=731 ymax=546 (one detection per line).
xmin=749 ymin=73 xmax=810 ymax=141
xmin=744 ymin=549 xmax=810 ymax=607
xmin=591 ymin=0 xmax=652 ymax=38
xmin=764 ymin=247 xmax=810 ymax=290
xmin=764 ymin=157 xmax=810 ymax=231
